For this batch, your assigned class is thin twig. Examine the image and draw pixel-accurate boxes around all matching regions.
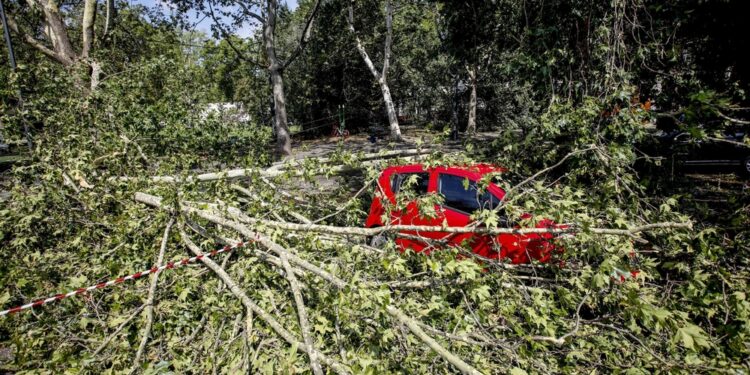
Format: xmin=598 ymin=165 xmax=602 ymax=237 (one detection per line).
xmin=529 ymin=293 xmax=589 ymax=345
xmin=91 ymin=304 xmax=146 ymax=358
xmin=503 ymin=145 xmax=597 ymax=200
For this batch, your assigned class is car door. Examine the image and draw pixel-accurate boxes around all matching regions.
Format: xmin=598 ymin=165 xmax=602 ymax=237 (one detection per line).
xmin=387 ymin=169 xmax=439 ymax=253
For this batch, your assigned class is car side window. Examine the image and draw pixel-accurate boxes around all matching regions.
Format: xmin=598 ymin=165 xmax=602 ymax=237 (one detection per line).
xmin=391 ymin=173 xmax=429 ymax=196
xmin=438 ymin=174 xmax=500 ymax=214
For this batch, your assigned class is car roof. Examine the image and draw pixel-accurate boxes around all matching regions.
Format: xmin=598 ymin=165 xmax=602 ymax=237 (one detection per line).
xmin=388 ymin=163 xmax=506 ymax=175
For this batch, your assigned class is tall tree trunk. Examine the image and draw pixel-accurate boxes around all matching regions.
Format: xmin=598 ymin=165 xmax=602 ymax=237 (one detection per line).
xmin=264 ymin=0 xmax=292 ymax=158
xmin=270 ymin=67 xmax=292 ymax=157
xmin=466 ymin=66 xmax=477 ymax=134
xmin=103 ymin=0 xmax=116 ymax=37
xmin=450 ymin=73 xmax=459 ymax=139
xmin=81 ymin=0 xmax=96 ymax=58
xmin=380 ymin=79 xmax=401 ymax=139
xmin=25 ymin=0 xmax=76 ymax=65
xmin=81 ymin=0 xmax=101 ymax=91
xmin=89 ymin=60 xmax=102 ymax=91
xmin=347 ymin=0 xmax=402 ymax=141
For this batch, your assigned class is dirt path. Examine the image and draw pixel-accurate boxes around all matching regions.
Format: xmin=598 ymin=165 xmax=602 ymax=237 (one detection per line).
xmin=289 ymin=128 xmax=431 ymax=160
xmin=287 ymin=126 xmax=494 ymax=160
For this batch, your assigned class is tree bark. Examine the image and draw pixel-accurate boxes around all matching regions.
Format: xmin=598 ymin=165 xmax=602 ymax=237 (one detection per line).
xmin=21 ymin=0 xmax=76 ymax=65
xmin=451 ymin=73 xmax=460 ymax=138
xmin=264 ymin=0 xmax=292 ymax=158
xmin=347 ymin=0 xmax=402 ymax=141
xmin=103 ymin=0 xmax=116 ymax=37
xmin=81 ymin=0 xmax=96 ymax=58
xmin=41 ymin=0 xmax=76 ymax=65
xmin=380 ymin=80 xmax=401 ymax=140
xmin=466 ymin=65 xmax=477 ymax=134
xmin=10 ymin=0 xmax=102 ymax=91
xmin=270 ymin=68 xmax=292 ymax=157
xmin=89 ymin=60 xmax=102 ymax=91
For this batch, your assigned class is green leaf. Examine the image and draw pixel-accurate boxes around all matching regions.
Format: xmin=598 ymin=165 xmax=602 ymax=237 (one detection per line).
xmin=674 ymin=323 xmax=710 ymax=351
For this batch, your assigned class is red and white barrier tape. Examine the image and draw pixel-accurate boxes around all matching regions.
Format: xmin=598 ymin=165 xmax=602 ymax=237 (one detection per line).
xmin=1 ymin=238 xmax=258 ymax=317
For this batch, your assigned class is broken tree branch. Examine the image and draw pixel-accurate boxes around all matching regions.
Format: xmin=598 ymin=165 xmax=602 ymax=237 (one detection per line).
xmin=386 ymin=306 xmax=484 ymax=375
xmin=115 ymin=149 xmax=432 ymax=183
xmin=716 ymin=110 xmax=750 ymax=125
xmin=136 ymin=192 xmax=486 ymax=375
xmin=131 ymin=217 xmax=175 ymax=373
xmin=266 ymin=148 xmax=432 ymax=173
xmin=222 ymin=213 xmax=692 ymax=240
xmin=231 ymin=184 xmax=311 ymax=224
xmin=91 ymin=304 xmax=146 ymax=358
xmin=503 ymin=145 xmax=597 ymax=199
xmin=185 ymin=219 xmax=308 ymax=282
xmin=278 ymin=248 xmax=324 ymax=375
xmin=179 ymin=228 xmax=350 ymax=375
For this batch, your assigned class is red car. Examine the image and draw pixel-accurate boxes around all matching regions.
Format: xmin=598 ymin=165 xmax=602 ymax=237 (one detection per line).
xmin=365 ymin=163 xmax=561 ymax=264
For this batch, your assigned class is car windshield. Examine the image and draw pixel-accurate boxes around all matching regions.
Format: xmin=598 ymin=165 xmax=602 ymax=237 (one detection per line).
xmin=437 ymin=174 xmax=500 ymax=214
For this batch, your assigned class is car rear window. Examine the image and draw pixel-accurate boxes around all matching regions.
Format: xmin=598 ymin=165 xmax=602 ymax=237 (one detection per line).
xmin=391 ymin=173 xmax=429 ymax=196
xmin=438 ymin=174 xmax=500 ymax=214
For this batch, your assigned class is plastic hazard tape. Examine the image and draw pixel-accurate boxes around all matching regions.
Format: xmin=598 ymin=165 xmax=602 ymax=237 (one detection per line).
xmin=1 ymin=238 xmax=256 ymax=317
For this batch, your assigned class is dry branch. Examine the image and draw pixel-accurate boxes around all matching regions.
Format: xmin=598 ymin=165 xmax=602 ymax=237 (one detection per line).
xmin=226 ymin=215 xmax=692 ymax=240
xmin=278 ymin=249 xmax=324 ymax=375
xmin=91 ymin=304 xmax=146 ymax=358
xmin=115 ymin=151 xmax=429 ymax=184
xmin=131 ymin=217 xmax=175 ymax=373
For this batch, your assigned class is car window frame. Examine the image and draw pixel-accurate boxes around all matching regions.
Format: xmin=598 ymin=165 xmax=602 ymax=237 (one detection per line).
xmin=390 ymin=172 xmax=431 ymax=197
xmin=436 ymin=172 xmax=502 ymax=216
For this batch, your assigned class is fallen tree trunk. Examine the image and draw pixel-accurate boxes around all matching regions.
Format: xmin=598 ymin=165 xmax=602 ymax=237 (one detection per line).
xmin=114 ymin=149 xmax=433 ymax=184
